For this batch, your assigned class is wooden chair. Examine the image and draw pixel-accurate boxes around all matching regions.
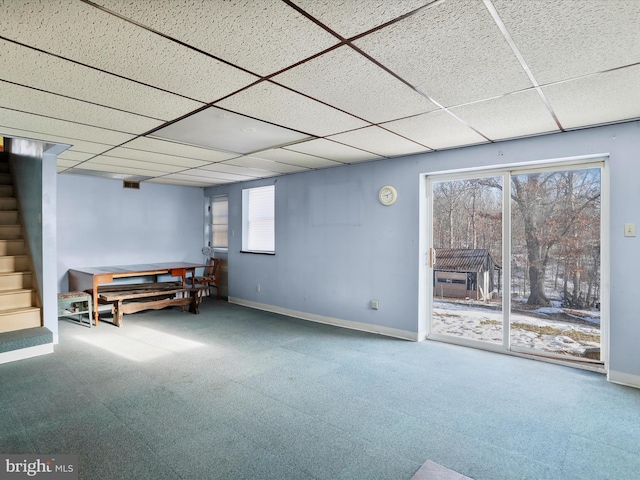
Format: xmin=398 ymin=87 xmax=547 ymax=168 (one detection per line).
xmin=189 ymin=257 xmax=222 ymax=299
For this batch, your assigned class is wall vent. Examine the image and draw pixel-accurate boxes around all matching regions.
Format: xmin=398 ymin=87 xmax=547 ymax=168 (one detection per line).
xmin=123 ymin=180 xmax=140 ymax=189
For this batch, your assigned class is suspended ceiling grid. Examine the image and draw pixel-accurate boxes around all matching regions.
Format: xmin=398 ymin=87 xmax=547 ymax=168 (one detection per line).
xmin=0 ymin=0 xmax=639 ymax=188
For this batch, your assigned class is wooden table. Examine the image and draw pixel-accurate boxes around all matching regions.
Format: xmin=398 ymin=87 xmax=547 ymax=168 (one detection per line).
xmin=68 ymin=262 xmax=204 ymax=325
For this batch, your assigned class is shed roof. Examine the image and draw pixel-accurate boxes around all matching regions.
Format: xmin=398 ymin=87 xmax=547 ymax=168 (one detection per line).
xmin=434 ymin=249 xmax=493 ymax=271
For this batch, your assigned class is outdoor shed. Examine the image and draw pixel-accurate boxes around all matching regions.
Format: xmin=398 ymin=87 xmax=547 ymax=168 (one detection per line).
xmin=434 ymin=249 xmax=501 ymax=301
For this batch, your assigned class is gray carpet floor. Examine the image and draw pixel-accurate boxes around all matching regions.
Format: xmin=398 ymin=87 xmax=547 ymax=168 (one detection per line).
xmin=1 ymin=299 xmax=639 ymax=479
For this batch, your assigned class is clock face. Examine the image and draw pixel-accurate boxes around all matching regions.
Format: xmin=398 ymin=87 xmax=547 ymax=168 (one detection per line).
xmin=379 ymin=185 xmax=397 ymax=205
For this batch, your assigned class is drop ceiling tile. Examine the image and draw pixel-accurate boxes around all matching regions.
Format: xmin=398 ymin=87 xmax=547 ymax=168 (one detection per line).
xmin=0 ymin=108 xmax=135 ymax=146
xmin=284 ymin=139 xmax=383 ymax=163
xmin=63 ymin=168 xmax=152 ymax=182
xmin=56 ymin=166 xmax=67 ymax=173
xmin=250 ymin=149 xmax=343 ymax=169
xmin=146 ymin=177 xmax=213 ymax=188
xmin=2 ymin=0 xmax=257 ymax=102
xmin=88 ymin=155 xmax=187 ymax=174
xmin=93 ymin=0 xmax=339 ymax=76
xmin=152 ymin=107 xmax=311 ymax=154
xmin=0 ymin=81 xmax=162 ymax=134
xmin=0 ymin=127 xmax=113 ymax=154
xmin=0 ymin=39 xmax=204 ymax=120
xmin=223 ymin=156 xmax=309 ymax=174
xmin=103 ymin=147 xmax=211 ymax=168
xmin=542 ymin=65 xmax=640 ymax=129
xmin=57 ymin=159 xmax=81 ymax=169
xmin=272 ymin=46 xmax=437 ymax=123
xmin=327 ymin=126 xmax=429 ymax=158
xmin=179 ymin=168 xmax=257 ymax=182
xmin=156 ymin=173 xmax=234 ymax=184
xmin=57 ymin=150 xmax=95 ymax=162
xmin=493 ymin=0 xmax=640 ymax=84
xmin=199 ymin=163 xmax=276 ymax=179
xmin=355 ymin=0 xmax=532 ymax=107
xmin=290 ymin=0 xmax=431 ymax=38
xmin=124 ymin=137 xmax=239 ymax=163
xmin=450 ymin=90 xmax=560 ymax=141
xmin=216 ymin=82 xmax=368 ymax=137
xmin=76 ymin=161 xmax=168 ymax=177
xmin=382 ymin=111 xmax=487 ymax=150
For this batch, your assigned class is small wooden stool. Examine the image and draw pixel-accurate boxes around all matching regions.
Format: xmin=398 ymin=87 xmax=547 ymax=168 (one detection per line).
xmin=58 ymin=291 xmax=93 ymax=328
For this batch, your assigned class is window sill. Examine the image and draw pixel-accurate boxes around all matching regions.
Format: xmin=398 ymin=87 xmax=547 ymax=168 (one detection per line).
xmin=240 ymin=251 xmax=275 ymax=255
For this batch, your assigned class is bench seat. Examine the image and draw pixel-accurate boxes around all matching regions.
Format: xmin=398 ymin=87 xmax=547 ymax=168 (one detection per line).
xmin=99 ymin=286 xmax=201 ymax=327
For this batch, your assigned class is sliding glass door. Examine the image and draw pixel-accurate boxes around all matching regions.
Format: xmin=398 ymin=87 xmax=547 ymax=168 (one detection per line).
xmin=428 ymin=161 xmax=604 ymax=365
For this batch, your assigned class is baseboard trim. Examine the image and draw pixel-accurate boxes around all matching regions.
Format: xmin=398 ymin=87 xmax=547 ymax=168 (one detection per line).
xmin=228 ymin=297 xmax=419 ymax=341
xmin=608 ymin=369 xmax=640 ymax=389
xmin=0 ymin=343 xmax=54 ymax=365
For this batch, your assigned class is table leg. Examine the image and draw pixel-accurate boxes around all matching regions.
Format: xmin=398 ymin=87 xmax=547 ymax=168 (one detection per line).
xmin=93 ymin=278 xmax=100 ymax=326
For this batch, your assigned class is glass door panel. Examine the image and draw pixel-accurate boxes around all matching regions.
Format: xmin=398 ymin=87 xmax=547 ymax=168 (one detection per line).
xmin=509 ymin=167 xmax=602 ymax=361
xmin=431 ymin=176 xmax=504 ymax=345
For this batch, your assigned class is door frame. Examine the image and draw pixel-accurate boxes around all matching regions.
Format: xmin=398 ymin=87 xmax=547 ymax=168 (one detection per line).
xmin=418 ymin=154 xmax=610 ymax=373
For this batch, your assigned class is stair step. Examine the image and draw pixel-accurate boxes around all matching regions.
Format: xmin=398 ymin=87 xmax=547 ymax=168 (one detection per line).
xmin=0 ymin=255 xmax=30 ymax=273
xmin=0 ymin=289 xmax=35 ymax=310
xmin=0 ymin=197 xmax=17 ymax=211
xmin=0 ymin=211 xmax=19 ymax=225
xmin=0 ymin=271 xmax=32 ymax=291
xmin=0 ymin=225 xmax=22 ymax=240
xmin=0 ymin=307 xmax=41 ymax=334
xmin=0 ymin=173 xmax=10 ymax=185
xmin=0 ymin=185 xmax=13 ymax=197
xmin=0 ymin=239 xmax=25 ymax=256
xmin=0 ymin=326 xmax=52 ymax=354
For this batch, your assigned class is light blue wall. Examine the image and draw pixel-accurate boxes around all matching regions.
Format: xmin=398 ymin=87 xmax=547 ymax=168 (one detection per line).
xmin=56 ymin=175 xmax=206 ymax=292
xmin=205 ymin=120 xmax=640 ymax=383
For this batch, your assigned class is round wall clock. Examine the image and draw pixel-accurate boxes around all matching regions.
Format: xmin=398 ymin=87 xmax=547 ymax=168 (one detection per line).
xmin=378 ymin=185 xmax=398 ymax=206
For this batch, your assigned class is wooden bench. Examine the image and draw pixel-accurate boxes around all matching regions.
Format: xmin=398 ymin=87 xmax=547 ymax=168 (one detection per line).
xmin=98 ymin=283 xmax=202 ymax=327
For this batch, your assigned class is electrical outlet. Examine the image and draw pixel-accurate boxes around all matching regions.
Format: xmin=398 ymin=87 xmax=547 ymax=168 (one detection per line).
xmin=256 ymin=284 xmax=261 ymax=292
xmin=370 ymin=300 xmax=379 ymax=310
xmin=624 ymin=223 xmax=636 ymax=237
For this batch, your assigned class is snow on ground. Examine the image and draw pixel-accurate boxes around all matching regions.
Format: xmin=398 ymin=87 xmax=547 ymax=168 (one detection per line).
xmin=432 ymin=300 xmax=600 ymax=357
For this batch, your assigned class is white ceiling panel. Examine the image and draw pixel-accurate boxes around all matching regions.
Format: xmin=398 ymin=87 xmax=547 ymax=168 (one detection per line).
xmin=57 ymin=159 xmax=81 ymax=169
xmin=156 ymin=173 xmax=235 ymax=186
xmin=172 ymin=169 xmax=256 ymax=182
xmin=272 ymin=46 xmax=437 ymax=124
xmin=1 ymin=0 xmax=257 ymax=102
xmin=250 ymin=149 xmax=344 ymax=169
xmin=152 ymin=107 xmax=311 ymax=154
xmin=327 ymin=126 xmax=429 ymax=157
xmin=543 ymin=66 xmax=640 ymax=129
xmin=216 ymin=82 xmax=368 ymax=137
xmin=145 ymin=177 xmax=211 ymax=188
xmin=0 ymin=108 xmax=135 ymax=146
xmin=290 ymin=0 xmax=431 ymax=39
xmin=355 ymin=0 xmax=532 ymax=107
xmin=93 ymin=0 xmax=339 ymax=76
xmin=57 ymin=150 xmax=95 ymax=162
xmin=223 ymin=156 xmax=310 ymax=174
xmin=87 ymin=156 xmax=187 ymax=174
xmin=493 ymin=0 xmax=640 ymax=85
xmin=450 ymin=90 xmax=560 ymax=141
xmin=102 ymin=147 xmax=211 ymax=168
xmin=382 ymin=111 xmax=488 ymax=150
xmin=199 ymin=163 xmax=277 ymax=179
xmin=77 ymin=161 xmax=169 ymax=177
xmin=284 ymin=139 xmax=383 ymax=163
xmin=0 ymin=39 xmax=204 ymax=121
xmin=123 ymin=137 xmax=239 ymax=163
xmin=0 ymin=81 xmax=162 ymax=134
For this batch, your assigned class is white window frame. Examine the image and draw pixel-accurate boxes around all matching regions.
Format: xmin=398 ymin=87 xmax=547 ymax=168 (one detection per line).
xmin=242 ymin=185 xmax=275 ymax=254
xmin=211 ymin=195 xmax=229 ymax=251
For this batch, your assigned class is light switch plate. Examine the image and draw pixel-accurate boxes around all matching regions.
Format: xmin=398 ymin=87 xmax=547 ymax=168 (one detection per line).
xmin=624 ymin=223 xmax=636 ymax=237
